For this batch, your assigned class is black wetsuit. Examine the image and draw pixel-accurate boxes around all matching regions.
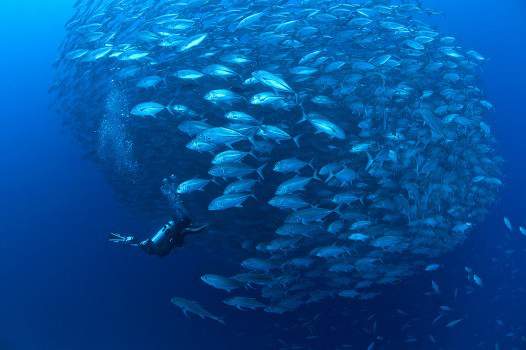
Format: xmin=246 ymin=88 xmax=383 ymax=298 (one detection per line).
xmin=139 ymin=217 xmax=192 ymax=257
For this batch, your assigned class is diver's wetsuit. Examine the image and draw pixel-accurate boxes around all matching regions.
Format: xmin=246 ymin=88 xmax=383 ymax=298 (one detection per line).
xmin=138 ymin=216 xmax=192 ymax=257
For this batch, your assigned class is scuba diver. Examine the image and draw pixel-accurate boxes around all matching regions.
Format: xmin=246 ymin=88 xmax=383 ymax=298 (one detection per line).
xmin=109 ymin=175 xmax=207 ymax=257
xmin=109 ymin=217 xmax=207 ymax=257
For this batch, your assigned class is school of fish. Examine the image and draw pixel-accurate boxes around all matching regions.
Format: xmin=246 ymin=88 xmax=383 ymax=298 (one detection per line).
xmin=52 ymin=0 xmax=502 ymax=317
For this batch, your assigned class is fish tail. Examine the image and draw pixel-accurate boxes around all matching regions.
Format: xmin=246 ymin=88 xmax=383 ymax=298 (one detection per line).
xmin=293 ymin=134 xmax=302 ymax=148
xmin=257 ymin=163 xmax=267 ymax=180
xmin=312 ymin=169 xmax=322 ymax=182
xmin=166 ymin=98 xmax=175 ymax=116
xmin=248 ymin=136 xmax=257 ymax=148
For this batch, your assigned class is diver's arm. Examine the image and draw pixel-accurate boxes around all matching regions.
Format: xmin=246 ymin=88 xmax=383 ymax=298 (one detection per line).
xmin=183 ymin=224 xmax=208 ymax=233
xmin=108 ymin=232 xmax=139 ymax=246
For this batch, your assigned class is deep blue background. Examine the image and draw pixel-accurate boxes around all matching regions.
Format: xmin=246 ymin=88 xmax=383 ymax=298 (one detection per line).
xmin=0 ymin=1 xmax=525 ymax=349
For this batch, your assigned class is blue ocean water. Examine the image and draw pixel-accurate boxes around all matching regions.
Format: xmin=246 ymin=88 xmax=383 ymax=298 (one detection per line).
xmin=1 ymin=1 xmax=525 ymax=349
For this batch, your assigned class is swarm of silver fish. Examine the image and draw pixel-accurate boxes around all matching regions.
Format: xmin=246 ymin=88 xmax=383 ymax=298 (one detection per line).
xmin=53 ymin=0 xmax=502 ymax=314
